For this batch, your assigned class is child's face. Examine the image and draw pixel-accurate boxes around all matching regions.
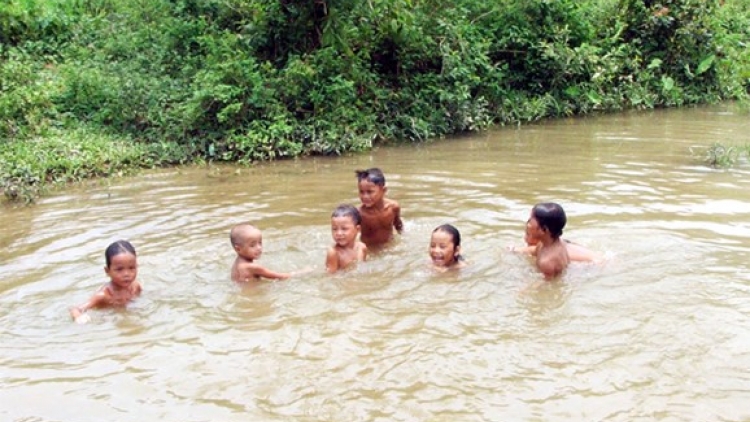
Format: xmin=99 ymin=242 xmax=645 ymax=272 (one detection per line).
xmin=524 ymin=223 xmax=540 ymax=246
xmin=526 ymin=212 xmax=545 ymax=242
xmin=105 ymin=252 xmax=138 ymax=289
xmin=331 ymin=215 xmax=360 ymax=247
xmin=358 ymin=180 xmax=386 ymax=208
xmin=234 ymin=230 xmax=263 ymax=261
xmin=429 ymin=230 xmax=459 ymax=267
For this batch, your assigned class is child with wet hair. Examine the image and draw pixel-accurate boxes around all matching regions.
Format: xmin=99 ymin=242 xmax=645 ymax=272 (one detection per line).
xmin=525 ymin=202 xmax=570 ymax=279
xmin=511 ymin=204 xmax=603 ymax=263
xmin=326 ymin=204 xmax=368 ymax=273
xmin=230 ymin=223 xmax=309 ymax=282
xmin=429 ymin=224 xmax=467 ymax=271
xmin=355 ymin=167 xmax=403 ymax=249
xmin=69 ymin=240 xmax=143 ymax=324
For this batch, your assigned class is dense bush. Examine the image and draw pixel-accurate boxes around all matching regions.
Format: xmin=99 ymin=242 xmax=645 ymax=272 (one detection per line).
xmin=2 ymin=0 xmax=750 ymax=201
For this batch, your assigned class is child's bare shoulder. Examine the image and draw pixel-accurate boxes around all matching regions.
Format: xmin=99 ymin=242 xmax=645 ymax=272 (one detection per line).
xmin=99 ymin=283 xmax=116 ymax=298
xmin=326 ymin=245 xmax=339 ymax=256
xmin=241 ymin=261 xmax=265 ymax=273
xmin=233 ymin=258 xmax=258 ymax=275
xmin=385 ymin=198 xmax=400 ymax=208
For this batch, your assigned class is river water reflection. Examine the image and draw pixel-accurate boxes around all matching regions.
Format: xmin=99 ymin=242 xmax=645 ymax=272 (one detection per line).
xmin=2 ymin=105 xmax=750 ymax=421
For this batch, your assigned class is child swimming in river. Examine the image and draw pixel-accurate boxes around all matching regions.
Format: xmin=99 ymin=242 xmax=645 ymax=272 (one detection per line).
xmin=523 ymin=202 xmax=570 ymax=279
xmin=230 ymin=223 xmax=310 ymax=282
xmin=69 ymin=240 xmax=142 ymax=324
xmin=355 ymin=168 xmax=403 ymax=249
xmin=429 ymin=224 xmax=467 ymax=271
xmin=511 ymin=207 xmax=603 ymax=263
xmin=326 ymin=204 xmax=368 ymax=273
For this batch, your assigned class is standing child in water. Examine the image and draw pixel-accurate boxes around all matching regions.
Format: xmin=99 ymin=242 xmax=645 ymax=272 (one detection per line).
xmin=429 ymin=224 xmax=467 ymax=271
xmin=69 ymin=240 xmax=143 ymax=324
xmin=355 ymin=168 xmax=403 ymax=249
xmin=326 ymin=204 xmax=368 ymax=273
xmin=230 ymin=223 xmax=308 ymax=282
xmin=525 ymin=202 xmax=570 ymax=279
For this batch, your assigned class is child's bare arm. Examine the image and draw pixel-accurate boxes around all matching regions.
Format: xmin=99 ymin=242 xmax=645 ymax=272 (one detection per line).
xmin=509 ymin=244 xmax=537 ymax=255
xmin=325 ymin=247 xmax=339 ymax=273
xmin=392 ymin=202 xmax=403 ymax=233
xmin=249 ymin=263 xmax=291 ymax=280
xmin=69 ymin=290 xmax=107 ymax=323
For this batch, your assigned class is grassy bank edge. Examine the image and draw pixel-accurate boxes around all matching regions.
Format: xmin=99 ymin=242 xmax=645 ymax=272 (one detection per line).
xmin=4 ymin=104 xmax=749 ymax=205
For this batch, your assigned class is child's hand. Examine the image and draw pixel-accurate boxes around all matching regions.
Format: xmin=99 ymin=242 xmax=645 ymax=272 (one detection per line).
xmin=509 ymin=245 xmax=534 ymax=255
xmin=294 ymin=266 xmax=316 ymax=276
xmin=507 ymin=245 xmax=523 ymax=253
xmin=74 ymin=313 xmax=91 ymax=324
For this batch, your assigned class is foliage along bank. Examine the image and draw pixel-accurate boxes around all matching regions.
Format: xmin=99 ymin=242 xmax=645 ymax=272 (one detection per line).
xmin=1 ymin=0 xmax=750 ymax=202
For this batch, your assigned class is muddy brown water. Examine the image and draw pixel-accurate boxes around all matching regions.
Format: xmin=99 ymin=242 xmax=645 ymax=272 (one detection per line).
xmin=2 ymin=105 xmax=750 ymax=421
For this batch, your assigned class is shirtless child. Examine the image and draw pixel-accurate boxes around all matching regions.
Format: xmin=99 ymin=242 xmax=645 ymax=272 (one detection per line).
xmin=518 ymin=229 xmax=603 ymax=262
xmin=230 ymin=223 xmax=308 ymax=282
xmin=326 ymin=204 xmax=368 ymax=273
xmin=512 ymin=204 xmax=603 ymax=263
xmin=69 ymin=240 xmax=143 ymax=324
xmin=355 ymin=168 xmax=403 ymax=249
xmin=525 ymin=202 xmax=570 ymax=280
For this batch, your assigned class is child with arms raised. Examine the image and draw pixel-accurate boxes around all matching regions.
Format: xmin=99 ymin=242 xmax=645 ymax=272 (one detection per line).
xmin=69 ymin=240 xmax=142 ymax=324
xmin=230 ymin=223 xmax=309 ymax=282
xmin=355 ymin=168 xmax=403 ymax=249
xmin=326 ymin=204 xmax=368 ymax=273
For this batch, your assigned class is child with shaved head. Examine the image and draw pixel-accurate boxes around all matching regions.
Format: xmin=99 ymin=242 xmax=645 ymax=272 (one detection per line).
xmin=230 ymin=223 xmax=309 ymax=282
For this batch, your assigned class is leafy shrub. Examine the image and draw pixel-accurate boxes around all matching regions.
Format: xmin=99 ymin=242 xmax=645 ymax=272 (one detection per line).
xmin=0 ymin=0 xmax=75 ymax=47
xmin=3 ymin=0 xmax=750 ymax=201
xmin=0 ymin=47 xmax=60 ymax=137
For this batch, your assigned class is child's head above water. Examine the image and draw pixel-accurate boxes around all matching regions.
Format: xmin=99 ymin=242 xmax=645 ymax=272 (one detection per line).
xmin=429 ymin=224 xmax=464 ymax=268
xmin=355 ymin=168 xmax=389 ymax=209
xmin=331 ymin=204 xmax=361 ymax=247
xmin=105 ymin=240 xmax=136 ymax=267
xmin=230 ymin=223 xmax=263 ymax=261
xmin=355 ymin=168 xmax=386 ymax=186
xmin=332 ymin=203 xmax=361 ymax=224
xmin=530 ymin=202 xmax=567 ymax=241
xmin=103 ymin=240 xmax=138 ymax=289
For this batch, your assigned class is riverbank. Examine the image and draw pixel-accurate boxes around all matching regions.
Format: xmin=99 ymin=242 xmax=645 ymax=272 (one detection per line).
xmin=2 ymin=0 xmax=750 ymax=203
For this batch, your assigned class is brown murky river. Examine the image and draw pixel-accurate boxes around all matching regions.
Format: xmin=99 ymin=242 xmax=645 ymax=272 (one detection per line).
xmin=2 ymin=105 xmax=750 ymax=421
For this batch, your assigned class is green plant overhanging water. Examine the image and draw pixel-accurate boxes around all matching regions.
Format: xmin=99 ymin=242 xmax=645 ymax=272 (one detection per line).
xmin=2 ymin=0 xmax=750 ymax=202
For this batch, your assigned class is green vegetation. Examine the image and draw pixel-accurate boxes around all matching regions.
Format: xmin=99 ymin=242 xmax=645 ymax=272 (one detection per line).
xmin=692 ymin=141 xmax=750 ymax=168
xmin=3 ymin=0 xmax=750 ymax=202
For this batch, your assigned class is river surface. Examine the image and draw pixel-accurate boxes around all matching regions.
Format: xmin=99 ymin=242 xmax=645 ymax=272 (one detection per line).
xmin=1 ymin=105 xmax=750 ymax=421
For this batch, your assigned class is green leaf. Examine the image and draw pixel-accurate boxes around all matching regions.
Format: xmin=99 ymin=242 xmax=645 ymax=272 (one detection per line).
xmin=696 ymin=55 xmax=715 ymax=75
xmin=389 ymin=19 xmax=399 ymax=36
xmin=647 ymin=58 xmax=662 ymax=70
xmin=661 ymin=75 xmax=674 ymax=91
xmin=586 ymin=91 xmax=602 ymax=104
xmin=564 ymin=86 xmax=580 ymax=97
